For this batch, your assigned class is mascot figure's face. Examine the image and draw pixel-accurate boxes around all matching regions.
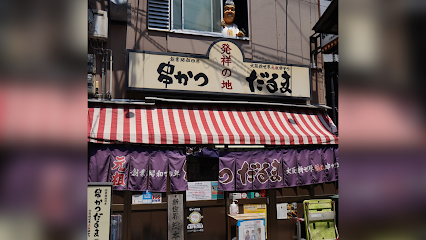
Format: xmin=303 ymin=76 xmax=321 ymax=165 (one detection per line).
xmin=224 ymin=5 xmax=236 ymax=25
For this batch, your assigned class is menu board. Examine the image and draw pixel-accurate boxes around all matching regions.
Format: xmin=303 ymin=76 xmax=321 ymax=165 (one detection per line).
xmin=186 ymin=181 xmax=212 ymax=201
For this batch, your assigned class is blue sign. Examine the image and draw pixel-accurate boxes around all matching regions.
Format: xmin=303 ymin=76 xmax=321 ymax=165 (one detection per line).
xmin=143 ymin=190 xmax=152 ymax=204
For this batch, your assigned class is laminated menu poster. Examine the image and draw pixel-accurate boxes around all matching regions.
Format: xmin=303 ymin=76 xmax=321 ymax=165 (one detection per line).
xmin=238 ymin=219 xmax=266 ymax=240
xmin=187 ymin=207 xmax=204 ymax=233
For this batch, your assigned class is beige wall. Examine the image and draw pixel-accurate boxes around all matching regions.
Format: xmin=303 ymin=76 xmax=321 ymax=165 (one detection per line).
xmin=90 ymin=0 xmax=325 ymax=104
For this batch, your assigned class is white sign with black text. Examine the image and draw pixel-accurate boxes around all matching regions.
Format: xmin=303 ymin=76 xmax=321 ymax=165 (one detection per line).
xmin=186 ymin=181 xmax=212 ymax=201
xmin=88 ymin=183 xmax=112 ymax=240
xmin=128 ymin=40 xmax=311 ymax=99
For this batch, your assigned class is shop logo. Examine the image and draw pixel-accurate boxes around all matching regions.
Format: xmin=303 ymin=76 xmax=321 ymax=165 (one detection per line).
xmin=188 ymin=211 xmax=202 ymax=224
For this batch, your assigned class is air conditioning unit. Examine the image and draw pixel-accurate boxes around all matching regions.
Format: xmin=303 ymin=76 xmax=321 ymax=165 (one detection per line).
xmin=88 ymin=9 xmax=108 ymax=40
xmin=88 ymin=54 xmax=96 ymax=74
xmin=88 ymin=74 xmax=96 ymax=97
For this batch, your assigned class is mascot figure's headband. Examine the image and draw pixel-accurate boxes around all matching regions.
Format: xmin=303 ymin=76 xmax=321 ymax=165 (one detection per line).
xmin=225 ymin=0 xmax=235 ymax=6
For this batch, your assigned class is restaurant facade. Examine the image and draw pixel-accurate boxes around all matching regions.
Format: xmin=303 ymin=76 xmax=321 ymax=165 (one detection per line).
xmin=88 ymin=1 xmax=338 ymax=240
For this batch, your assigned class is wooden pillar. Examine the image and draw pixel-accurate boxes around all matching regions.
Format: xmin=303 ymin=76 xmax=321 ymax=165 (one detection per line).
xmin=267 ymin=189 xmax=277 ymax=240
xmin=123 ymin=191 xmax=132 ymax=240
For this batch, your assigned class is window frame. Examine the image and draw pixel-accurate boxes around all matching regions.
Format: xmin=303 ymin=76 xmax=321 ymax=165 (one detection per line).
xmin=169 ymin=0 xmax=250 ymax=40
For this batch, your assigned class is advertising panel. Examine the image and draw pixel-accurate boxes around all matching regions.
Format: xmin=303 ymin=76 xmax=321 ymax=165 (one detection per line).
xmin=187 ymin=207 xmax=204 ymax=233
xmin=244 ymin=204 xmax=267 ymax=239
xmin=238 ymin=219 xmax=266 ymax=240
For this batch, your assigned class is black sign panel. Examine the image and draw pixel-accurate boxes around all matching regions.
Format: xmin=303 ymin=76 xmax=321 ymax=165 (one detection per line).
xmin=186 ymin=207 xmax=204 ymax=233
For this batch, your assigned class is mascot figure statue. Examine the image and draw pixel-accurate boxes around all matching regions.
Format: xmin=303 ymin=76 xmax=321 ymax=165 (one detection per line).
xmin=221 ymin=0 xmax=245 ymax=37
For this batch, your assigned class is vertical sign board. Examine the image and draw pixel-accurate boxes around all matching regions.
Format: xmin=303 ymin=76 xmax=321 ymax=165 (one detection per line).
xmin=168 ymin=194 xmax=184 ymax=240
xmin=88 ymin=182 xmax=113 ymax=240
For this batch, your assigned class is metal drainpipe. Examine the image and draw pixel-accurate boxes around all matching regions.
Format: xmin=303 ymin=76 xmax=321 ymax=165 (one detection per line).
xmin=109 ymin=49 xmax=113 ymax=100
xmin=100 ymin=42 xmax=104 ymax=100
xmin=330 ymin=71 xmax=336 ymax=123
xmin=104 ymin=50 xmax=108 ymax=100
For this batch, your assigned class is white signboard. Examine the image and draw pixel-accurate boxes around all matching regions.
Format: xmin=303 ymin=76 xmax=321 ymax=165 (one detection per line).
xmin=128 ymin=40 xmax=311 ymax=99
xmin=186 ymin=181 xmax=212 ymax=201
xmin=132 ymin=194 xmax=143 ymax=204
xmin=88 ymin=183 xmax=112 ymax=240
xmin=276 ymin=203 xmax=288 ymax=219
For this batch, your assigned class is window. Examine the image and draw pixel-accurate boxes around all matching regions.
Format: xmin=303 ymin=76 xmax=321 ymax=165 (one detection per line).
xmin=172 ymin=0 xmax=222 ymax=33
xmin=147 ymin=0 xmax=249 ymax=38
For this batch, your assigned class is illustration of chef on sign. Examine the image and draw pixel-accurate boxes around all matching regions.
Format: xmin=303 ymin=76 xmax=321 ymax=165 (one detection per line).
xmin=221 ymin=0 xmax=245 ymax=37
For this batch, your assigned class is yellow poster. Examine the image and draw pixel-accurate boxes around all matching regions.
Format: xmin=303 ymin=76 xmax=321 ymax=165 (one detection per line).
xmin=244 ymin=204 xmax=267 ymax=239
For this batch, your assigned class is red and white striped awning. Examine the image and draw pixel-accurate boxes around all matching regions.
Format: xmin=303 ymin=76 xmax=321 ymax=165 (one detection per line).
xmin=88 ymin=104 xmax=338 ymax=145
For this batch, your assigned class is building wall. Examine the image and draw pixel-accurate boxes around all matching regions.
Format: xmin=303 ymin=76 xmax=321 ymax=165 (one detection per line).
xmin=89 ymin=0 xmax=326 ymax=104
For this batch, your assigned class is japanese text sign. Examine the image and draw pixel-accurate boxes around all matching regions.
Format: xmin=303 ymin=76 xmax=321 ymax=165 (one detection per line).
xmin=168 ymin=194 xmax=184 ymax=240
xmin=148 ymin=151 xmax=168 ymax=192
xmin=128 ymin=40 xmax=310 ymax=98
xmin=129 ymin=151 xmax=149 ymax=191
xmin=218 ymin=146 xmax=338 ymax=191
xmin=88 ymin=183 xmax=112 ymax=240
xmin=109 ymin=153 xmax=130 ymax=191
xmin=89 ymin=148 xmax=188 ymax=192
